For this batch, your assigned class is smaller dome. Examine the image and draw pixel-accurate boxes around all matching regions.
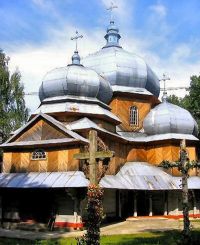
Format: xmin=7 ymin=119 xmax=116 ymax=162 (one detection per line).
xmin=143 ymin=100 xmax=198 ymax=136
xmin=39 ymin=64 xmax=113 ymax=104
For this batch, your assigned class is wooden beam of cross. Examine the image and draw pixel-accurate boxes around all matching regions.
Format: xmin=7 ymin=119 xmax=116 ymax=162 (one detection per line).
xmin=159 ymin=139 xmax=200 ymax=243
xmin=71 ymin=30 xmax=83 ymax=52
xmin=74 ymin=130 xmax=114 ymax=185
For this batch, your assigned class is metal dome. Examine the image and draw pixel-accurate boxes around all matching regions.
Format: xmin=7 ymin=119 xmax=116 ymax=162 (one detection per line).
xmin=82 ymin=46 xmax=160 ymax=97
xmin=143 ymin=100 xmax=198 ymax=136
xmin=39 ymin=64 xmax=113 ymax=104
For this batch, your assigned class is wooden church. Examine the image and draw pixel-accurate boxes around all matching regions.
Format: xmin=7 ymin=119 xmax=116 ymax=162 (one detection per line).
xmin=0 ymin=17 xmax=200 ymax=229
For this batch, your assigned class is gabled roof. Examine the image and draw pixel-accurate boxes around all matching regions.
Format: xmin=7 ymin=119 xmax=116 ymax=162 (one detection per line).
xmin=66 ymin=117 xmax=125 ymax=141
xmin=1 ymin=113 xmax=88 ymax=148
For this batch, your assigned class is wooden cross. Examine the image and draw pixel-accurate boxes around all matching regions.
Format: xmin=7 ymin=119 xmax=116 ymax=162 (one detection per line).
xmin=107 ymin=2 xmax=118 ymax=22
xmin=74 ymin=130 xmax=114 ymax=185
xmin=160 ymin=139 xmax=200 ymax=243
xmin=71 ymin=30 xmax=83 ymax=51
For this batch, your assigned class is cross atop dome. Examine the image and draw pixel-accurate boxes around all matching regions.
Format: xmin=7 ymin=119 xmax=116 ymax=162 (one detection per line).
xmin=160 ymin=73 xmax=170 ymax=101
xmin=70 ymin=30 xmax=83 ymax=65
xmin=107 ymin=2 xmax=118 ymax=23
xmin=103 ymin=2 xmax=121 ymax=49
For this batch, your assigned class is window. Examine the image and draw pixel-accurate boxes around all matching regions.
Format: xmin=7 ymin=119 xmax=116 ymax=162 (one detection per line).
xmin=31 ymin=149 xmax=47 ymax=160
xmin=130 ymin=106 xmax=139 ymax=126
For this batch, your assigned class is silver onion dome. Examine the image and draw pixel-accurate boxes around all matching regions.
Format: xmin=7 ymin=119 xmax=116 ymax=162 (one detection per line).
xmin=39 ymin=51 xmax=113 ymax=104
xmin=143 ymin=100 xmax=198 ymax=136
xmin=82 ymin=20 xmax=160 ymax=97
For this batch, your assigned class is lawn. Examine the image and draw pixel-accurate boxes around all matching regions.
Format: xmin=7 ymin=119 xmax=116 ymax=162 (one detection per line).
xmin=0 ymin=230 xmax=200 ymax=245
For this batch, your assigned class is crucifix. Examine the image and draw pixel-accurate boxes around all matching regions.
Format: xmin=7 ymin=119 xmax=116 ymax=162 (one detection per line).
xmin=160 ymin=139 xmax=200 ymax=243
xmin=107 ymin=2 xmax=118 ymax=22
xmin=159 ymin=73 xmax=170 ymax=95
xmin=71 ymin=30 xmax=83 ymax=52
xmin=74 ymin=130 xmax=114 ymax=184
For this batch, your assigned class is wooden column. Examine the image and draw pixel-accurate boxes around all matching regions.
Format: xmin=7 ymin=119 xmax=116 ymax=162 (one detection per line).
xmin=192 ymin=191 xmax=197 ymax=215
xmin=149 ymin=194 xmax=153 ymax=216
xmin=89 ymin=130 xmax=97 ymax=185
xmin=118 ymin=190 xmax=122 ymax=218
xmin=74 ymin=197 xmax=79 ymax=224
xmin=133 ymin=192 xmax=137 ymax=217
xmin=164 ymin=191 xmax=168 ymax=216
xmin=175 ymin=195 xmax=179 ymax=215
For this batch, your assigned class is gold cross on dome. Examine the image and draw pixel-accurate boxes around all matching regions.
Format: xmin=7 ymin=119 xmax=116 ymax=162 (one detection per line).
xmin=71 ymin=30 xmax=83 ymax=51
xmin=107 ymin=2 xmax=118 ymax=22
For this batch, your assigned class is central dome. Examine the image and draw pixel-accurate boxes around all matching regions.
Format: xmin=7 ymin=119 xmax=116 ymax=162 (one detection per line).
xmin=82 ymin=20 xmax=160 ymax=97
xmin=82 ymin=47 xmax=160 ymax=97
xmin=39 ymin=52 xmax=113 ymax=104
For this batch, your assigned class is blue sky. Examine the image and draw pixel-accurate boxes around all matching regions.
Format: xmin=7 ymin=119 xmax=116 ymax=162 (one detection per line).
xmin=0 ymin=0 xmax=200 ymax=111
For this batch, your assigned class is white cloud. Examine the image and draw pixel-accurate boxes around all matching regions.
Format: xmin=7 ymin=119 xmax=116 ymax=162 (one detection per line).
xmin=7 ymin=24 xmax=104 ymax=112
xmin=6 ymin=2 xmax=200 ymax=113
xmin=150 ymin=2 xmax=167 ymax=18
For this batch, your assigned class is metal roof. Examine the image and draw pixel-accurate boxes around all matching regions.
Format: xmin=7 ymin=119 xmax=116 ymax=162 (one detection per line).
xmin=0 ymin=171 xmax=89 ymax=188
xmin=100 ymin=162 xmax=179 ymax=190
xmin=0 ymin=164 xmax=200 ymax=190
xmin=66 ymin=117 xmax=124 ymax=141
xmin=1 ymin=138 xmax=83 ymax=149
xmin=100 ymin=162 xmax=200 ymax=190
xmin=112 ymin=85 xmax=153 ymax=96
xmin=34 ymin=102 xmax=121 ymax=124
xmin=41 ymin=95 xmax=110 ymax=110
xmin=143 ymin=100 xmax=198 ymax=136
xmin=39 ymin=64 xmax=113 ymax=104
xmin=82 ymin=46 xmax=160 ymax=97
xmin=118 ymin=132 xmax=199 ymax=142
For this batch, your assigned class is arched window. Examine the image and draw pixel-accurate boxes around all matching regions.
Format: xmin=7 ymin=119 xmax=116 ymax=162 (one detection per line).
xmin=130 ymin=106 xmax=139 ymax=126
xmin=31 ymin=149 xmax=47 ymax=160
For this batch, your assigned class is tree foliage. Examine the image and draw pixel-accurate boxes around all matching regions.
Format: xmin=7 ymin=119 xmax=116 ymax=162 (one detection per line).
xmin=0 ymin=50 xmax=28 ymax=142
xmin=167 ymin=75 xmax=200 ymax=134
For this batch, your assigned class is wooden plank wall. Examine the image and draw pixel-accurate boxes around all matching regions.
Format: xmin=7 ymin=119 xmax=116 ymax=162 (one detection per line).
xmin=16 ymin=119 xmax=67 ymax=142
xmin=109 ymin=96 xmax=152 ymax=131
xmin=2 ymin=148 xmax=80 ymax=173
xmin=107 ymin=141 xmax=197 ymax=176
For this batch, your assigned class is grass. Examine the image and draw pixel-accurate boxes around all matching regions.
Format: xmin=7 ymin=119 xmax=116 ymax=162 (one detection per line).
xmin=0 ymin=230 xmax=200 ymax=245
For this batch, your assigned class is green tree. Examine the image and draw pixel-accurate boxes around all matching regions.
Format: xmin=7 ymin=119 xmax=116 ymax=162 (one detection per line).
xmin=183 ymin=75 xmax=200 ymax=129
xmin=167 ymin=75 xmax=200 ymax=135
xmin=167 ymin=94 xmax=184 ymax=107
xmin=0 ymin=50 xmax=28 ymax=142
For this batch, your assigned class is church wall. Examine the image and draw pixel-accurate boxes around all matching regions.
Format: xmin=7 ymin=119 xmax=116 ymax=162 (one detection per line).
xmin=93 ymin=119 xmax=116 ymax=133
xmin=105 ymin=141 xmax=127 ymax=175
xmin=109 ymin=96 xmax=152 ymax=131
xmin=2 ymin=147 xmax=80 ymax=173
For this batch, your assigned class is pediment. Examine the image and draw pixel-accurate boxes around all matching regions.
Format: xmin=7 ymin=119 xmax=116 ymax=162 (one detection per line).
xmin=5 ymin=113 xmax=88 ymax=144
xmin=16 ymin=119 xmax=67 ymax=142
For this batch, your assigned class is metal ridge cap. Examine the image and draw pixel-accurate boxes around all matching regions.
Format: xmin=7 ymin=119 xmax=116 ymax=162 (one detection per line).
xmin=41 ymin=95 xmax=111 ymax=110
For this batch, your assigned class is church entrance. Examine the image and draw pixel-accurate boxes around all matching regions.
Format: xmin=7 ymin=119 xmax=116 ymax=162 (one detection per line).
xmin=137 ymin=191 xmax=150 ymax=216
xmin=119 ymin=190 xmax=166 ymax=218
xmin=1 ymin=189 xmax=54 ymax=224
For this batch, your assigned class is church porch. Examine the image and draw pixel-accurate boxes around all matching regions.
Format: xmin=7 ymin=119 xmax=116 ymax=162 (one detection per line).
xmin=0 ymin=171 xmax=88 ymax=230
